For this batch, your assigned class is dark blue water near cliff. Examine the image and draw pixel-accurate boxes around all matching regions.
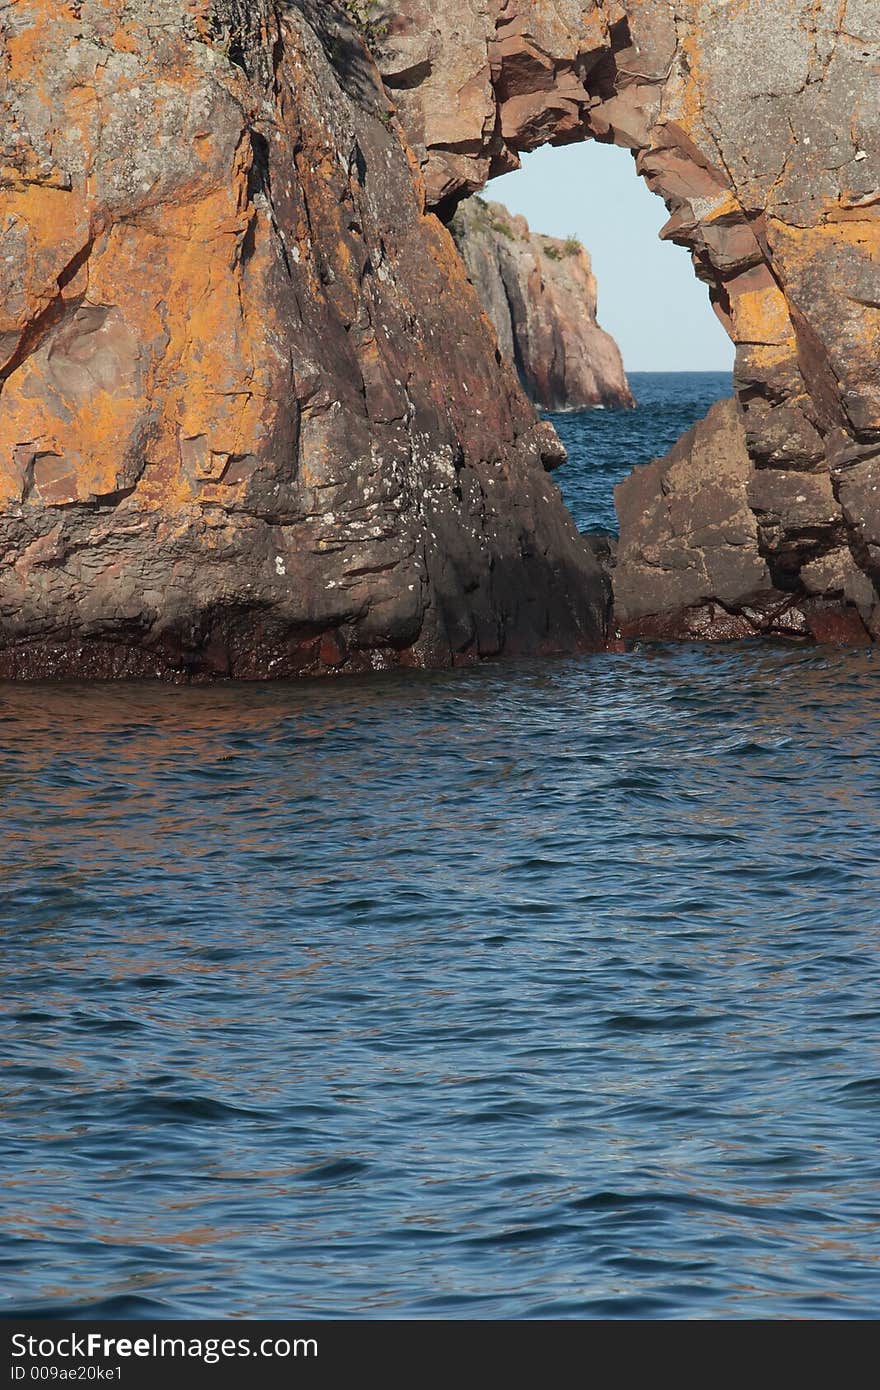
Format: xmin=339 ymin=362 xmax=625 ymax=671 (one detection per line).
xmin=3 ymin=375 xmax=880 ymax=1320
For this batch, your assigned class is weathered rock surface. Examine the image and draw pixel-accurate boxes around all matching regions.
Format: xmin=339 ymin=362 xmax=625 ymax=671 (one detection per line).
xmin=2 ymin=1 xmax=877 ymax=674
xmin=450 ymin=198 xmax=633 ymax=412
xmin=379 ymin=1 xmax=880 ymax=642
xmin=615 ymin=398 xmax=874 ymax=644
xmin=0 ymin=0 xmax=608 ymax=679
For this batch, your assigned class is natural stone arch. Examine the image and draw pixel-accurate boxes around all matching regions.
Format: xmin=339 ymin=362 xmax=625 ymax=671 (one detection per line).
xmin=0 ymin=0 xmax=876 ymax=677
xmin=378 ymin=1 xmax=880 ymax=633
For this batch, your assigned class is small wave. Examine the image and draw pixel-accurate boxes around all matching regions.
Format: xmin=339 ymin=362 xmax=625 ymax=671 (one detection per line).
xmin=835 ymin=1077 xmax=880 ymax=1106
xmin=603 ymin=1011 xmax=723 ymax=1033
xmin=118 ymin=1095 xmax=270 ymax=1124
xmin=568 ymin=1189 xmax=834 ymax=1226
xmin=462 ymin=1222 xmax=578 ymax=1248
xmin=71 ymin=1014 xmax=143 ymax=1034
xmin=298 ymin=1158 xmax=371 ymax=1184
xmin=3 ymin=1293 xmax=175 ymax=1320
xmin=463 ymin=1102 xmax=548 ymax=1124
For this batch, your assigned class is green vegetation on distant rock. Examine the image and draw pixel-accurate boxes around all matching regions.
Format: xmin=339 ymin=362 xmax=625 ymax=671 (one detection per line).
xmin=543 ymin=235 xmax=582 ymax=261
xmin=491 ymin=218 xmax=515 ymax=240
xmin=340 ymin=0 xmax=387 ymax=49
xmin=469 ymin=199 xmax=516 ymax=240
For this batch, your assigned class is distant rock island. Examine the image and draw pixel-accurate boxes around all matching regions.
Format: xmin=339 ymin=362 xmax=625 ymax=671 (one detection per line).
xmin=451 ymin=198 xmax=634 ymax=413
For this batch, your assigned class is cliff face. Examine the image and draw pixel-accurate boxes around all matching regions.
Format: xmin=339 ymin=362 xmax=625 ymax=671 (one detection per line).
xmin=379 ymin=1 xmax=880 ymax=641
xmin=450 ymin=199 xmax=634 ymax=413
xmin=0 ymin=1 xmax=607 ymax=679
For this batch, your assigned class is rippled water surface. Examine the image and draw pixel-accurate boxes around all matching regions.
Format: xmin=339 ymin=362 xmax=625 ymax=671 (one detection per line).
xmin=3 ymin=376 xmax=880 ymax=1319
xmin=549 ymin=371 xmax=733 ymax=534
xmin=3 ymin=647 xmax=880 ymax=1319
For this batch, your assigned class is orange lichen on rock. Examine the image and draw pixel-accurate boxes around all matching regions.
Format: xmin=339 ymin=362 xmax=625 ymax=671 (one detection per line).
xmin=0 ymin=0 xmax=607 ymax=678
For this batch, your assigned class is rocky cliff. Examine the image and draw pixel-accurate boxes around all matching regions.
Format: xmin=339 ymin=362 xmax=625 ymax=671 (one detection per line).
xmin=378 ymin=1 xmax=880 ymax=643
xmin=450 ymin=198 xmax=633 ymax=412
xmin=0 ymin=1 xmax=607 ymax=679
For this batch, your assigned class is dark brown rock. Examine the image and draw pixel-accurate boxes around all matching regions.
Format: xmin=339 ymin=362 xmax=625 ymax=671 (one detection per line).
xmin=614 ymin=398 xmax=877 ymax=646
xmin=621 ymin=605 xmax=757 ymax=645
xmin=803 ymin=602 xmax=872 ymax=647
xmin=614 ymin=401 xmax=771 ymax=629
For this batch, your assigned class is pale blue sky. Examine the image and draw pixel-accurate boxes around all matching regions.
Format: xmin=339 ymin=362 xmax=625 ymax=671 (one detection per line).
xmin=491 ymin=142 xmax=736 ymax=374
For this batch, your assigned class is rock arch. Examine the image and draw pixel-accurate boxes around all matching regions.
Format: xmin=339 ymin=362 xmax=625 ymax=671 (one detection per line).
xmin=0 ymin=1 xmax=876 ymax=676
xmin=379 ymin=1 xmax=880 ymax=637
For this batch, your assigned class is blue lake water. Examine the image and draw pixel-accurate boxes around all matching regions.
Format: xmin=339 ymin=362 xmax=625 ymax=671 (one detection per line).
xmin=2 ymin=375 xmax=879 ymax=1319
xmin=550 ymin=370 xmax=734 ymax=535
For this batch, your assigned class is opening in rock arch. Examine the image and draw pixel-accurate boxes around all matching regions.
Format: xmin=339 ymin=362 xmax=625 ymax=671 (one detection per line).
xmin=492 ymin=143 xmax=735 ymax=376
xmin=476 ymin=142 xmax=735 ymax=536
